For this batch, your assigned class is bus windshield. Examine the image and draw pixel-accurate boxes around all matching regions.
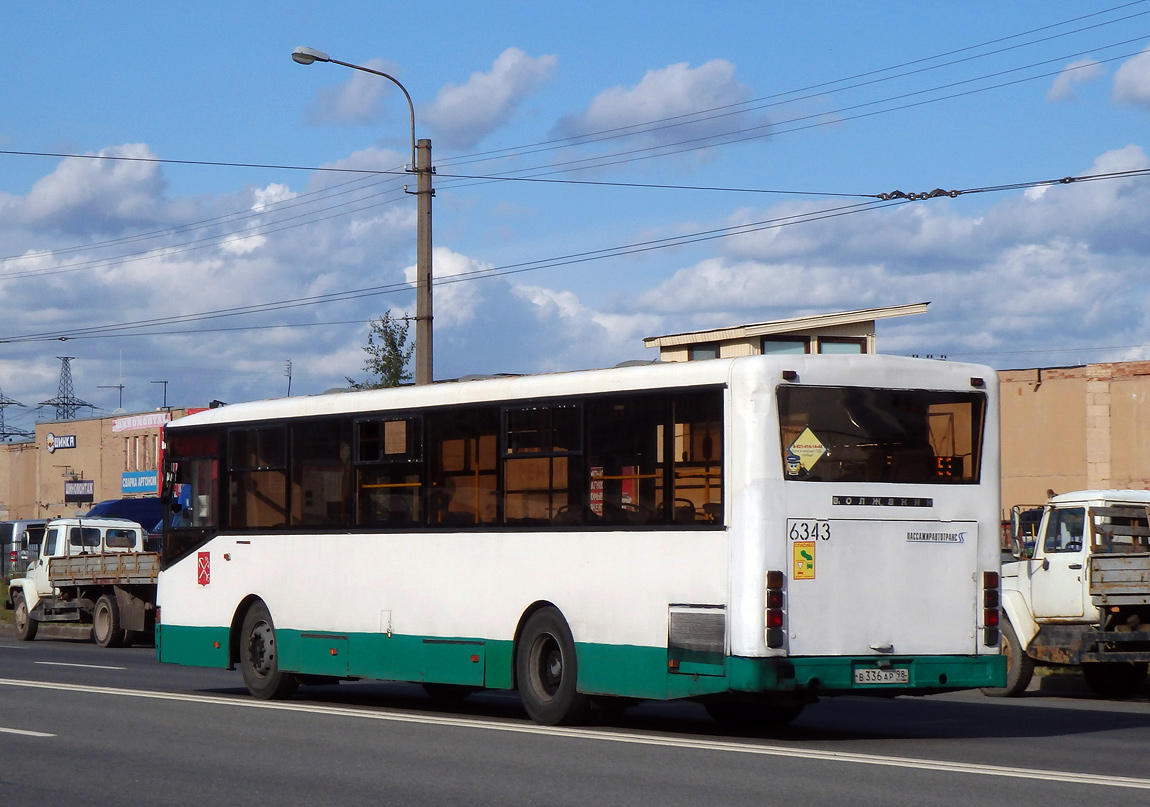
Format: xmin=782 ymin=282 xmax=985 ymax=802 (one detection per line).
xmin=777 ymin=385 xmax=985 ymax=484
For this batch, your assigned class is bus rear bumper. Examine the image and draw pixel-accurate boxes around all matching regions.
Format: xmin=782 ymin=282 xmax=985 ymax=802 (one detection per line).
xmin=728 ymin=653 xmax=1007 ymax=695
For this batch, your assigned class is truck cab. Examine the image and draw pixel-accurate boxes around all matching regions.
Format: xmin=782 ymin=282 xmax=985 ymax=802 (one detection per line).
xmin=996 ymin=490 xmax=1150 ymax=698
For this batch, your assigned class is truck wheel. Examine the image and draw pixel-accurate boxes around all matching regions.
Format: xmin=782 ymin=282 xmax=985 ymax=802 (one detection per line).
xmin=240 ymin=601 xmax=298 ymax=700
xmin=1082 ymin=662 xmax=1149 ymax=699
xmin=516 ymin=607 xmax=590 ymax=726
xmin=13 ymin=592 xmax=38 ymax=642
xmin=981 ymin=617 xmax=1034 ymax=697
xmin=93 ymin=595 xmax=128 ymax=648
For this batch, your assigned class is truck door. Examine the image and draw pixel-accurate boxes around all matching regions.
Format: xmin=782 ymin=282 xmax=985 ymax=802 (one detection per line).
xmin=1029 ymin=506 xmax=1089 ymax=619
xmin=28 ymin=526 xmax=61 ymax=597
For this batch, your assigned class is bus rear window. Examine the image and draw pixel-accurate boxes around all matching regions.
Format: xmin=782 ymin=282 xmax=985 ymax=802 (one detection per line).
xmin=777 ymin=386 xmax=985 ymax=484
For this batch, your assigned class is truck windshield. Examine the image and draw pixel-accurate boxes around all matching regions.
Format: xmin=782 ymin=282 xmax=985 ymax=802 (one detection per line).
xmin=777 ymin=386 xmax=985 ymax=484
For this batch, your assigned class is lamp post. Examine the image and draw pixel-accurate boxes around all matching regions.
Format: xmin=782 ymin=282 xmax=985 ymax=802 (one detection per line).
xmin=292 ymin=46 xmax=434 ymax=385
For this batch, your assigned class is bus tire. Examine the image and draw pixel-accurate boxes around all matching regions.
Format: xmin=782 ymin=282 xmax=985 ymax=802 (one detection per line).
xmin=1082 ymin=662 xmax=1148 ymax=699
xmin=981 ymin=617 xmax=1033 ymax=697
xmin=705 ymin=699 xmax=804 ymax=729
xmin=240 ymin=601 xmax=298 ymax=700
xmin=93 ymin=594 xmax=128 ymax=648
xmin=13 ymin=592 xmax=37 ymax=642
xmin=516 ymin=607 xmax=590 ymax=726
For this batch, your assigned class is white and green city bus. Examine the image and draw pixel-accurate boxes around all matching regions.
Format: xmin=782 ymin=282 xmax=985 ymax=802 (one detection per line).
xmin=156 ymin=354 xmax=1005 ymax=726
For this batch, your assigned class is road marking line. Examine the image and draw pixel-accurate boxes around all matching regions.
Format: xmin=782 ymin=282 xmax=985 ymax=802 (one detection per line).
xmin=0 ymin=726 xmax=55 ymax=738
xmin=0 ymin=677 xmax=1146 ymax=790
xmin=34 ymin=662 xmax=127 ymax=671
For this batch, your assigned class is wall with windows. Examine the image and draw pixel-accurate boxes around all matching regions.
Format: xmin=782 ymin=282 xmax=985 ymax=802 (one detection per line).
xmin=0 ymin=409 xmax=192 ymax=519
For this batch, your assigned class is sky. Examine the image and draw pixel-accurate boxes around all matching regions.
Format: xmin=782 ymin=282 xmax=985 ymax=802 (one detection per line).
xmin=1 ymin=1 xmax=1149 ymax=428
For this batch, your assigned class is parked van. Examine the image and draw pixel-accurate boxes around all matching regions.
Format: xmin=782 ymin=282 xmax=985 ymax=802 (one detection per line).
xmin=1 ymin=519 xmax=48 ymax=577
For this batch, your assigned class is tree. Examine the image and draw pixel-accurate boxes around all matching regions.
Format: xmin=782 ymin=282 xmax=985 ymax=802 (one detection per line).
xmin=346 ymin=311 xmax=414 ymax=389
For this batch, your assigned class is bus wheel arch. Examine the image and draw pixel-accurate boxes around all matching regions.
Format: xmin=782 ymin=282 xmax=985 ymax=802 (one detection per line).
xmin=514 ymin=603 xmax=591 ymax=726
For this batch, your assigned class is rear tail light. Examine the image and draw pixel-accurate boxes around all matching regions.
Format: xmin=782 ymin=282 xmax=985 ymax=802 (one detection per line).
xmin=765 ymin=570 xmax=785 ymax=648
xmin=982 ymin=571 xmax=1000 ymax=646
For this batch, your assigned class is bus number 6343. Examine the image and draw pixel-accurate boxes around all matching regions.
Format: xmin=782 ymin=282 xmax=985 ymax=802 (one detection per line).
xmin=788 ymin=519 xmax=831 ymax=541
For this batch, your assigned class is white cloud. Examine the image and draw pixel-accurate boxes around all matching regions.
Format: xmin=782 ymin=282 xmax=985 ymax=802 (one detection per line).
xmin=3 ymin=134 xmax=1150 ymax=415
xmin=306 ymin=58 xmax=403 ymax=126
xmin=624 ymin=145 xmax=1150 ymax=364
xmin=1047 ymin=58 xmax=1103 ymax=101
xmin=1113 ymin=46 xmax=1150 ymax=109
xmin=14 ymin=143 xmax=169 ymax=234
xmin=404 ymin=246 xmax=494 ymax=329
xmin=423 ymin=48 xmax=557 ymax=149
xmin=551 ymin=60 xmax=759 ymax=158
xmin=511 ymin=284 xmax=662 ymax=370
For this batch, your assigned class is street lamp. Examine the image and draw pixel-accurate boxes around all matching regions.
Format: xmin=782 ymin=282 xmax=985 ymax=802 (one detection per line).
xmin=292 ymin=46 xmax=434 ymax=385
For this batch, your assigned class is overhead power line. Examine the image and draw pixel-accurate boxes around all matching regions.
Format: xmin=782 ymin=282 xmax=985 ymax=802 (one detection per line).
xmin=2 ymin=161 xmax=1148 ymax=346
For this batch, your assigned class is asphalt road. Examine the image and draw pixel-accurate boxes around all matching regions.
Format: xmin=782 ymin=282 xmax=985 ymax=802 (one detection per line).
xmin=2 ymin=629 xmax=1150 ymax=806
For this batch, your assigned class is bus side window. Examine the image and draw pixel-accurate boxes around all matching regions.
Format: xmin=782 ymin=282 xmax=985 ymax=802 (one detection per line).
xmin=503 ymin=404 xmax=583 ymax=527
xmin=356 ymin=417 xmax=423 ymax=528
xmin=428 ymin=408 xmax=499 ymax=527
xmin=292 ymin=419 xmax=352 ymax=528
xmin=586 ymin=395 xmax=667 ymax=526
xmin=228 ymin=427 xmax=288 ymax=529
xmin=671 ymin=392 xmax=723 ymax=524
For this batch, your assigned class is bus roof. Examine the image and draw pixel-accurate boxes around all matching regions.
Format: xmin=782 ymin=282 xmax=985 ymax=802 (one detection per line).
xmin=168 ymin=353 xmax=994 ymax=430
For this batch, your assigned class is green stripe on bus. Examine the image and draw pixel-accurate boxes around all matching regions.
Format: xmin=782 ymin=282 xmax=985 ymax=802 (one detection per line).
xmin=156 ymin=624 xmax=231 ymax=669
xmin=159 ymin=623 xmax=1005 ymax=696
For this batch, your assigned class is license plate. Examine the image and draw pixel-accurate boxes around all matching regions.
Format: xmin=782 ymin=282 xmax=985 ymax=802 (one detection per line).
xmin=853 ymin=667 xmax=909 ymax=685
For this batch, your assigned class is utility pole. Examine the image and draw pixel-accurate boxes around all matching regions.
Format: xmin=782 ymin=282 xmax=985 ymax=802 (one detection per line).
xmin=414 ymin=138 xmax=434 ymax=386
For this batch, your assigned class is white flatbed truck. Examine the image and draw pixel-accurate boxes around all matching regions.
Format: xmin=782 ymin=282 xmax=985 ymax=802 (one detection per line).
xmin=990 ymin=490 xmax=1150 ymax=698
xmin=4 ymin=517 xmax=159 ymax=648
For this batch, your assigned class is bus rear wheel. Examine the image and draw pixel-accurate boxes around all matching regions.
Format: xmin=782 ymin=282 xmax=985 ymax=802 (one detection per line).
xmin=93 ymin=594 xmax=128 ymax=648
xmin=13 ymin=592 xmax=37 ymax=642
xmin=240 ymin=602 xmax=298 ymax=700
xmin=516 ymin=607 xmax=590 ymax=726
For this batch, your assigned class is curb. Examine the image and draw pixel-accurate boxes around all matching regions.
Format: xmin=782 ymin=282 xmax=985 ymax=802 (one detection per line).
xmin=0 ymin=620 xmax=93 ymax=641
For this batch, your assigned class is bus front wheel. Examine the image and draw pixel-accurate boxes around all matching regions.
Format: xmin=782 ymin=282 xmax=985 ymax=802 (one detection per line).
xmin=516 ymin=607 xmax=590 ymax=726
xmin=240 ymin=602 xmax=298 ymax=700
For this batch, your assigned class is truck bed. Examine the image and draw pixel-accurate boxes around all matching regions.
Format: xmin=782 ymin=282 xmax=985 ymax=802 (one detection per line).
xmin=1090 ymin=552 xmax=1150 ymax=606
xmin=48 ymin=552 xmax=160 ymax=587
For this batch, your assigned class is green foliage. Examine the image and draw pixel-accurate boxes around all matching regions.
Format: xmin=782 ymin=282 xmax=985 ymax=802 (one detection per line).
xmin=347 ymin=310 xmax=414 ymax=390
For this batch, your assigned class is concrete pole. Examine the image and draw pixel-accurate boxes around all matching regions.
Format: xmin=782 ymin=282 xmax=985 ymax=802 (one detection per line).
xmin=414 ymin=138 xmax=434 ymax=385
